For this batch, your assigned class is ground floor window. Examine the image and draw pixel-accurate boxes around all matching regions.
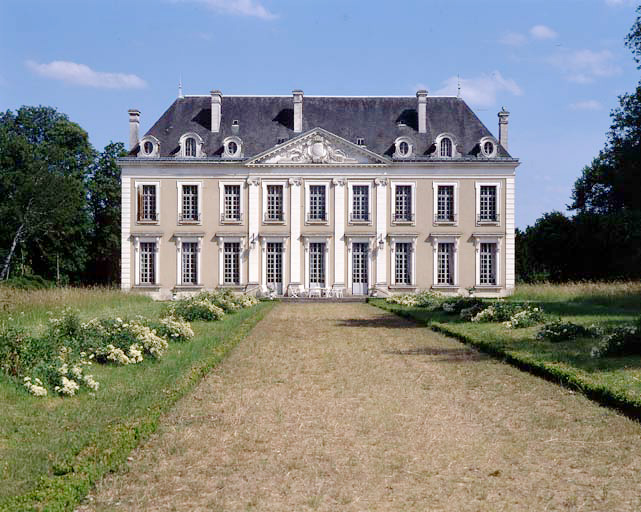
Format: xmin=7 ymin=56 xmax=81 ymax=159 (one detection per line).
xmin=224 ymin=242 xmax=241 ymax=285
xmin=437 ymin=242 xmax=454 ymax=285
xmin=395 ymin=242 xmax=412 ymax=285
xmin=140 ymin=242 xmax=156 ymax=284
xmin=266 ymin=242 xmax=283 ymax=288
xmin=479 ymin=242 xmax=497 ymax=285
xmin=181 ymin=242 xmax=198 ymax=285
xmin=309 ymin=242 xmax=325 ymax=287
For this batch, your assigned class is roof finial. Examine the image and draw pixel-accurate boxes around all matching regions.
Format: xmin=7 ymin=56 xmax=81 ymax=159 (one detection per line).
xmin=178 ymin=75 xmax=184 ymax=99
xmin=457 ymin=74 xmax=461 ymax=98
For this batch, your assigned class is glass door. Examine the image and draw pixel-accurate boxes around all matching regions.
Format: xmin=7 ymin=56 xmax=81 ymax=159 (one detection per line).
xmin=266 ymin=242 xmax=283 ymax=295
xmin=352 ymin=242 xmax=368 ymax=295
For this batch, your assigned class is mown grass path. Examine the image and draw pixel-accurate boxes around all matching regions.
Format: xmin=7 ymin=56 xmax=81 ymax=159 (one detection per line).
xmin=81 ymin=303 xmax=641 ymax=511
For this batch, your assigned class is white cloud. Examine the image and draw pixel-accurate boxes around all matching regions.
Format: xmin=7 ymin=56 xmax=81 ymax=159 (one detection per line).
xmin=432 ymin=71 xmax=523 ymax=108
xmin=569 ymin=100 xmax=603 ymax=110
xmin=171 ymin=0 xmax=277 ymax=19
xmin=26 ymin=60 xmax=146 ymax=89
xmin=499 ymin=32 xmax=527 ymax=46
xmin=530 ymin=24 xmax=558 ymax=40
xmin=548 ymin=49 xmax=621 ymax=83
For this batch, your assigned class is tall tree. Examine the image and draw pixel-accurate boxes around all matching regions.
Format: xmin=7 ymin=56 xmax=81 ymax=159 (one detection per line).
xmin=86 ymin=142 xmax=126 ymax=284
xmin=0 ymin=107 xmax=94 ymax=282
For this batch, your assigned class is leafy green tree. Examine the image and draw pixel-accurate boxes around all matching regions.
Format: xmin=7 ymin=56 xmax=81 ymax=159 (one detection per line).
xmin=86 ymin=142 xmax=126 ymax=284
xmin=0 ymin=107 xmax=94 ymax=282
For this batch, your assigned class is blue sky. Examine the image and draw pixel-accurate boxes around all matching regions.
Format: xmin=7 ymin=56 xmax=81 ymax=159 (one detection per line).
xmin=1 ymin=0 xmax=639 ymax=228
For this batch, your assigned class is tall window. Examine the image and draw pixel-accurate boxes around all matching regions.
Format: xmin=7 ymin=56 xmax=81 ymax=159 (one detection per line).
xmin=440 ymin=137 xmax=453 ymax=157
xmin=395 ymin=242 xmax=412 ymax=285
xmin=436 ymin=185 xmax=455 ymax=222
xmin=308 ymin=185 xmax=326 ymax=222
xmin=181 ymin=185 xmax=199 ymax=222
xmin=182 ymin=242 xmax=198 ymax=285
xmin=138 ymin=185 xmax=157 ymax=222
xmin=351 ymin=185 xmax=369 ymax=222
xmin=309 ymin=242 xmax=326 ymax=287
xmin=437 ymin=243 xmax=454 ymax=285
xmin=479 ymin=185 xmax=498 ymax=222
xmin=266 ymin=185 xmax=284 ymax=221
xmin=140 ymin=242 xmax=156 ymax=284
xmin=480 ymin=243 xmax=497 ymax=285
xmin=223 ymin=185 xmax=241 ymax=221
xmin=185 ymin=137 xmax=196 ymax=157
xmin=266 ymin=242 xmax=283 ymax=287
xmin=223 ymin=242 xmax=241 ymax=285
xmin=394 ymin=185 xmax=412 ymax=222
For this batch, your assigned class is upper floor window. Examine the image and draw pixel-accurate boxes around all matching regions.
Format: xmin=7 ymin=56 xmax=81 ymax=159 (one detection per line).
xmin=137 ymin=183 xmax=158 ymax=222
xmin=436 ymin=185 xmax=455 ymax=223
xmin=307 ymin=184 xmax=327 ymax=222
xmin=266 ymin=185 xmax=284 ymax=222
xmin=223 ymin=185 xmax=242 ymax=222
xmin=484 ymin=141 xmax=494 ymax=156
xmin=440 ymin=137 xmax=452 ymax=157
xmin=350 ymin=185 xmax=370 ymax=223
xmin=180 ymin=184 xmax=200 ymax=223
xmin=394 ymin=137 xmax=413 ymax=158
xmin=143 ymin=141 xmax=154 ymax=155
xmin=139 ymin=136 xmax=160 ymax=158
xmin=185 ymin=137 xmax=196 ymax=157
xmin=393 ymin=184 xmax=413 ymax=223
xmin=223 ymin=137 xmax=242 ymax=158
xmin=480 ymin=136 xmax=497 ymax=158
xmin=476 ymin=182 xmax=500 ymax=225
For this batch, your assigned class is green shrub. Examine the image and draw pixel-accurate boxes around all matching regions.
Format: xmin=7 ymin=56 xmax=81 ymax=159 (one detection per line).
xmin=591 ymin=323 xmax=641 ymax=358
xmin=441 ymin=297 xmax=484 ymax=314
xmin=471 ymin=301 xmax=522 ymax=322
xmin=0 ymin=275 xmax=55 ymax=290
xmin=502 ymin=306 xmax=546 ymax=329
xmin=165 ymin=290 xmax=258 ymax=321
xmin=536 ymin=319 xmax=598 ymax=342
xmin=386 ymin=290 xmax=443 ymax=310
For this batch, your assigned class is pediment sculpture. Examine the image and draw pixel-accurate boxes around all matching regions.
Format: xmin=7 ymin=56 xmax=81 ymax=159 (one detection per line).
xmin=272 ymin=134 xmax=358 ymax=164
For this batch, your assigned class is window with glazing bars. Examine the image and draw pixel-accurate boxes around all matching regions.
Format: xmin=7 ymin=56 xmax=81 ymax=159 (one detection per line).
xmin=224 ymin=185 xmax=241 ymax=220
xmin=479 ymin=186 xmax=498 ymax=221
xmin=140 ymin=242 xmax=156 ymax=284
xmin=139 ymin=185 xmax=157 ymax=221
xmin=352 ymin=185 xmax=369 ymax=221
xmin=394 ymin=185 xmax=412 ymax=221
xmin=395 ymin=242 xmax=411 ymax=284
xmin=440 ymin=138 xmax=452 ymax=157
xmin=185 ymin=137 xmax=196 ymax=157
xmin=309 ymin=242 xmax=325 ymax=286
xmin=181 ymin=185 xmax=199 ymax=221
xmin=437 ymin=186 xmax=455 ymax=221
xmin=223 ymin=242 xmax=240 ymax=285
xmin=479 ymin=242 xmax=497 ymax=285
xmin=437 ymin=242 xmax=454 ymax=285
xmin=182 ymin=242 xmax=198 ymax=284
xmin=309 ymin=185 xmax=326 ymax=221
xmin=266 ymin=185 xmax=283 ymax=221
xmin=266 ymin=242 xmax=282 ymax=284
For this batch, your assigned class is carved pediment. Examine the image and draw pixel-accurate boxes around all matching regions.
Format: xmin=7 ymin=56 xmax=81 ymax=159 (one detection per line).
xmin=246 ymin=128 xmax=390 ymax=167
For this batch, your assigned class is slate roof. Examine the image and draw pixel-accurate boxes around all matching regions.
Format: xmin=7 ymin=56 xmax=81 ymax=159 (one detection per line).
xmin=133 ymin=95 xmax=513 ymax=160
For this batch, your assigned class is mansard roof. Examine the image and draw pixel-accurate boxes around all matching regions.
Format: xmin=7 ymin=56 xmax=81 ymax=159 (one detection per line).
xmin=133 ymin=94 xmax=513 ymax=160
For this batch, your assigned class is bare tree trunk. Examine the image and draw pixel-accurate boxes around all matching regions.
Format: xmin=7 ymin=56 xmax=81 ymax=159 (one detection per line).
xmin=1 ymin=223 xmax=24 ymax=280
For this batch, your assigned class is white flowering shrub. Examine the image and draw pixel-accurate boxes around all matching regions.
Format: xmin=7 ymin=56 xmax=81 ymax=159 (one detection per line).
xmin=157 ymin=316 xmax=195 ymax=342
xmin=30 ymin=346 xmax=98 ymax=397
xmin=536 ymin=320 xmax=598 ymax=342
xmin=502 ymin=307 xmax=545 ymax=329
xmin=386 ymin=290 xmax=443 ymax=310
xmin=471 ymin=300 xmax=540 ymax=324
xmin=590 ymin=322 xmax=641 ymax=358
xmin=167 ymin=290 xmax=258 ymax=321
xmin=23 ymin=376 xmax=48 ymax=396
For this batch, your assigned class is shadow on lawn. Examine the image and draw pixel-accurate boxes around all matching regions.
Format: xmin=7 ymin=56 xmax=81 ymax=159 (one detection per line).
xmin=385 ymin=346 xmax=485 ymax=362
xmin=335 ymin=317 xmax=422 ymax=329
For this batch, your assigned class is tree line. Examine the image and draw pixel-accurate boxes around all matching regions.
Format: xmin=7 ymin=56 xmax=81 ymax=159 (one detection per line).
xmin=0 ymin=107 xmax=124 ymax=285
xmin=517 ymin=6 xmax=641 ymax=283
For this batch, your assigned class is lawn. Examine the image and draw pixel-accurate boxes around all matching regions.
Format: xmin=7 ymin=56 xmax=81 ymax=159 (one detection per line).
xmin=0 ymin=287 xmax=274 ymax=512
xmin=371 ymin=281 xmax=641 ymax=416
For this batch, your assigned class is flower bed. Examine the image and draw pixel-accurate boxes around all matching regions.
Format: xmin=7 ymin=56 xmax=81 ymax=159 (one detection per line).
xmin=536 ymin=319 xmax=598 ymax=343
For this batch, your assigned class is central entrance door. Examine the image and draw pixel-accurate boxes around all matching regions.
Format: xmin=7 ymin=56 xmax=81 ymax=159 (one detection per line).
xmin=266 ymin=242 xmax=283 ymax=295
xmin=352 ymin=242 xmax=369 ymax=295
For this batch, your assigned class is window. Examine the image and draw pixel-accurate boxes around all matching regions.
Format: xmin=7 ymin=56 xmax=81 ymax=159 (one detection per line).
xmin=395 ymin=242 xmax=412 ymax=285
xmin=437 ymin=243 xmax=454 ymax=285
xmin=394 ymin=185 xmax=413 ymax=222
xmin=479 ymin=185 xmax=498 ymax=222
xmin=223 ymin=242 xmax=241 ymax=285
xmin=266 ymin=185 xmax=284 ymax=221
xmin=440 ymin=137 xmax=452 ymax=157
xmin=351 ymin=185 xmax=370 ymax=222
xmin=309 ymin=242 xmax=326 ymax=287
xmin=228 ymin=141 xmax=238 ymax=155
xmin=223 ymin=137 xmax=242 ymax=158
xmin=277 ymin=137 xmax=287 ymax=144
xmin=479 ymin=243 xmax=497 ymax=285
xmin=356 ymin=137 xmax=365 ymax=146
xmin=223 ymin=185 xmax=242 ymax=222
xmin=399 ymin=141 xmax=409 ymax=155
xmin=181 ymin=242 xmax=198 ymax=285
xmin=143 ymin=141 xmax=154 ymax=155
xmin=483 ymin=141 xmax=494 ymax=156
xmin=308 ymin=185 xmax=327 ymax=222
xmin=184 ymin=137 xmax=196 ymax=157
xmin=180 ymin=184 xmax=199 ymax=222
xmin=139 ymin=242 xmax=156 ymax=284
xmin=436 ymin=185 xmax=455 ymax=222
xmin=137 ymin=184 xmax=158 ymax=222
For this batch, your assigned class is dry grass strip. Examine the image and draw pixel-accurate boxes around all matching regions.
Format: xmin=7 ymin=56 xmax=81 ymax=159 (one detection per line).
xmin=80 ymin=303 xmax=641 ymax=511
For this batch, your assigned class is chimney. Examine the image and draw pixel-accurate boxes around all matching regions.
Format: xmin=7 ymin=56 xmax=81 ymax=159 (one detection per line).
xmin=211 ymin=90 xmax=222 ymax=133
xmin=416 ymin=89 xmax=428 ymax=134
xmin=128 ymin=109 xmax=140 ymax=150
xmin=498 ymin=107 xmax=510 ymax=151
xmin=293 ymin=89 xmax=303 ymax=132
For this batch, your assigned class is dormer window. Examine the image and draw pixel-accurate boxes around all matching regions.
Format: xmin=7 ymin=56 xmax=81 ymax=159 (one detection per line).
xmin=139 ymin=136 xmax=160 ymax=158
xmin=440 ymin=138 xmax=452 ymax=157
xmin=356 ymin=137 xmax=365 ymax=146
xmin=394 ymin=137 xmax=413 ymax=158
xmin=223 ymin=137 xmax=242 ymax=158
xmin=179 ymin=132 xmax=204 ymax=158
xmin=480 ymin=136 xmax=498 ymax=158
xmin=185 ymin=137 xmax=196 ymax=157
xmin=277 ymin=137 xmax=287 ymax=145
xmin=143 ymin=141 xmax=153 ymax=154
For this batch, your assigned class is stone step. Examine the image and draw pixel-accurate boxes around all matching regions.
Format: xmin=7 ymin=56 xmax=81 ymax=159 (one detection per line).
xmin=279 ymin=297 xmax=368 ymax=303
